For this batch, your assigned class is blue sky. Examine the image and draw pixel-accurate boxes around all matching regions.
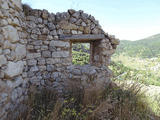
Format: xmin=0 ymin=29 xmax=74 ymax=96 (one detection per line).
xmin=22 ymin=0 xmax=160 ymax=40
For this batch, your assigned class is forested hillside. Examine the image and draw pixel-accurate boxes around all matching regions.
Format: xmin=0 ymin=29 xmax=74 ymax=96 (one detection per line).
xmin=116 ymin=34 xmax=160 ymax=58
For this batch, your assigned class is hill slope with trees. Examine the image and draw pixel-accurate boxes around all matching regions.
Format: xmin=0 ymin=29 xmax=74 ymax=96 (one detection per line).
xmin=116 ymin=34 xmax=160 ymax=58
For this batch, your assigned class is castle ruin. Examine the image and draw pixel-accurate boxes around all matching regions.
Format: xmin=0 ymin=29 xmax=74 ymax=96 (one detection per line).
xmin=0 ymin=0 xmax=119 ymax=119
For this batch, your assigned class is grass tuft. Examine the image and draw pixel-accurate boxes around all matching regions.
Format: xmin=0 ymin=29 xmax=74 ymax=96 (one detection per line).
xmin=16 ymin=81 xmax=160 ymax=120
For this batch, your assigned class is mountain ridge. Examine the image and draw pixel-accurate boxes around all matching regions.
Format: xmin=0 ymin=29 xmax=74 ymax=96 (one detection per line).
xmin=116 ymin=34 xmax=160 ymax=58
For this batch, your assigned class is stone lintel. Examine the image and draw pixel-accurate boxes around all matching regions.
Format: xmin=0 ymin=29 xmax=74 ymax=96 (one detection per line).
xmin=59 ymin=34 xmax=105 ymax=42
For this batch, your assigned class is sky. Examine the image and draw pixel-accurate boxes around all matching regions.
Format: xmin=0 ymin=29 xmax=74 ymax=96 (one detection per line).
xmin=22 ymin=0 xmax=160 ymax=41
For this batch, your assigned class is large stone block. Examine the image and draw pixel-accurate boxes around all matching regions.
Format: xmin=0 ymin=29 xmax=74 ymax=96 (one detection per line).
xmin=60 ymin=34 xmax=105 ymax=41
xmin=15 ymin=44 xmax=26 ymax=60
xmin=50 ymin=41 xmax=70 ymax=48
xmin=52 ymin=51 xmax=69 ymax=58
xmin=5 ymin=61 xmax=24 ymax=78
xmin=84 ymin=27 xmax=91 ymax=34
xmin=0 ymin=55 xmax=7 ymax=67
xmin=27 ymin=53 xmax=41 ymax=59
xmin=46 ymin=58 xmax=60 ymax=64
xmin=59 ymin=21 xmax=78 ymax=30
xmin=2 ymin=25 xmax=19 ymax=43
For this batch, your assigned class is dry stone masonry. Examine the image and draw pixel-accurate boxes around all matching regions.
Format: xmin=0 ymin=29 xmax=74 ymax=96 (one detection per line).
xmin=0 ymin=0 xmax=119 ymax=119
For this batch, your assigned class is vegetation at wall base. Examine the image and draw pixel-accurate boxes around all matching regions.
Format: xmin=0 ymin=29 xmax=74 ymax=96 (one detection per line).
xmin=17 ymin=82 xmax=160 ymax=120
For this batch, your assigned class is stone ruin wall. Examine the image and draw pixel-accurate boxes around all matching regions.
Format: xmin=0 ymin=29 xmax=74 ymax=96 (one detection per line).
xmin=0 ymin=0 xmax=119 ymax=119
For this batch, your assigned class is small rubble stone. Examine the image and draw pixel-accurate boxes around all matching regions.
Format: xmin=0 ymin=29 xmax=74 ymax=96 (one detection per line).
xmin=37 ymin=58 xmax=46 ymax=65
xmin=42 ymin=28 xmax=49 ymax=34
xmin=39 ymin=65 xmax=46 ymax=71
xmin=71 ymin=30 xmax=78 ymax=34
xmin=10 ymin=0 xmax=22 ymax=10
xmin=30 ymin=66 xmax=39 ymax=72
xmin=27 ymin=59 xmax=37 ymax=66
xmin=110 ymin=38 xmax=120 ymax=45
xmin=50 ymin=30 xmax=57 ymax=36
xmin=41 ymin=45 xmax=48 ymax=50
xmin=81 ymin=22 xmax=87 ymax=27
xmin=42 ymin=51 xmax=51 ymax=58
xmin=84 ymin=27 xmax=91 ymax=34
xmin=72 ymin=12 xmax=80 ymax=19
xmin=47 ymin=23 xmax=56 ymax=30
xmin=0 ymin=19 xmax=8 ymax=26
xmin=59 ymin=21 xmax=78 ymax=30
xmin=42 ymin=9 xmax=48 ymax=19
xmin=92 ymin=28 xmax=99 ymax=34
xmin=57 ymin=29 xmax=63 ymax=35
xmin=47 ymin=65 xmax=55 ymax=72
xmin=69 ymin=17 xmax=77 ymax=23
xmin=68 ymin=9 xmax=76 ymax=15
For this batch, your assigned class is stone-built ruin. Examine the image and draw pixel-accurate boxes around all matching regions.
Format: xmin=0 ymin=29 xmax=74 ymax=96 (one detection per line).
xmin=0 ymin=0 xmax=119 ymax=119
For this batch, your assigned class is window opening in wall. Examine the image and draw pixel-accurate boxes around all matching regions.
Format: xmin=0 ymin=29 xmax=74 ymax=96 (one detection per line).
xmin=72 ymin=43 xmax=90 ymax=65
